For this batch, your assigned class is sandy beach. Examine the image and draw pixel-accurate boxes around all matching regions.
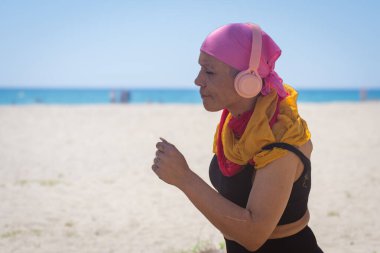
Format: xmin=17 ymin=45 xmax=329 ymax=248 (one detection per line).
xmin=0 ymin=102 xmax=379 ymax=253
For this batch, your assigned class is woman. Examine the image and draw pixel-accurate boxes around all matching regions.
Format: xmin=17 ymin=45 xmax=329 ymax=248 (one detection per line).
xmin=152 ymin=23 xmax=323 ymax=253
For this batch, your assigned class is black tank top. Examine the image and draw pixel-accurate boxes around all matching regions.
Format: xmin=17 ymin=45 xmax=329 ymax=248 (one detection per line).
xmin=209 ymin=142 xmax=323 ymax=253
xmin=209 ymin=142 xmax=311 ymax=224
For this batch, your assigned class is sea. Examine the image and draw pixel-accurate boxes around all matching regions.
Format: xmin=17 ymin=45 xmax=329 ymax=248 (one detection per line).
xmin=0 ymin=88 xmax=380 ymax=105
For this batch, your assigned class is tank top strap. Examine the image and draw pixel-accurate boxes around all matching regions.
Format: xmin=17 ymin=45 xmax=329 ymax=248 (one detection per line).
xmin=262 ymin=142 xmax=311 ymax=170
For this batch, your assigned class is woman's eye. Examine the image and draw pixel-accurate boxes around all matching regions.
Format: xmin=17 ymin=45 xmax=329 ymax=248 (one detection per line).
xmin=206 ymin=71 xmax=214 ymax=75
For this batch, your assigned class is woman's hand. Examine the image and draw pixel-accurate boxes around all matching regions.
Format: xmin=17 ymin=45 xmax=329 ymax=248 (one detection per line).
xmin=152 ymin=138 xmax=191 ymax=188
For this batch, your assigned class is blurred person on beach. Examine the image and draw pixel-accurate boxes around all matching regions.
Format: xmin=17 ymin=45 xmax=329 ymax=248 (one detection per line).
xmin=152 ymin=23 xmax=323 ymax=253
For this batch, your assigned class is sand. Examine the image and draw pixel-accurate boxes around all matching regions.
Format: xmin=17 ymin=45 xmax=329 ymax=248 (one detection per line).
xmin=0 ymin=102 xmax=379 ymax=253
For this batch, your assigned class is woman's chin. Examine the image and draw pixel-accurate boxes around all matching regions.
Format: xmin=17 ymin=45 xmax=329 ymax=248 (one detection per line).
xmin=202 ymin=101 xmax=221 ymax=112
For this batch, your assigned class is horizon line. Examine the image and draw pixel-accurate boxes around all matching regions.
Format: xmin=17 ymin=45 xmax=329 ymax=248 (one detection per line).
xmin=0 ymin=86 xmax=380 ymax=90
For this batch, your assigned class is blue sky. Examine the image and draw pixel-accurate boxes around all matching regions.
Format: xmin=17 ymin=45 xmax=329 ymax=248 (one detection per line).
xmin=0 ymin=0 xmax=379 ymax=89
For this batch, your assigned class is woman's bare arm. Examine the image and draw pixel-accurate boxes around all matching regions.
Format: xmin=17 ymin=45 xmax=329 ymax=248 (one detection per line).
xmin=152 ymin=138 xmax=309 ymax=251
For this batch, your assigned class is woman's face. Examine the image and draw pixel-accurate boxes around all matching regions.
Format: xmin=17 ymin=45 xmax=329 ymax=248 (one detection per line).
xmin=194 ymin=52 xmax=242 ymax=112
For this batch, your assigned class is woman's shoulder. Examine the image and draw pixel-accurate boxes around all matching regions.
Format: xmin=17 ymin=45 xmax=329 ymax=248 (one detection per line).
xmin=298 ymin=140 xmax=313 ymax=159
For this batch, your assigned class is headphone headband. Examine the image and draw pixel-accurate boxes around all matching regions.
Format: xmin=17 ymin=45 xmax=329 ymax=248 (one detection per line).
xmin=233 ymin=23 xmax=263 ymax=98
xmin=248 ymin=23 xmax=262 ymax=73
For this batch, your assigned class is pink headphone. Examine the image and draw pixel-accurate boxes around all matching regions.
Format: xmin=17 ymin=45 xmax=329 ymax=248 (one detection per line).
xmin=234 ymin=23 xmax=263 ymax=98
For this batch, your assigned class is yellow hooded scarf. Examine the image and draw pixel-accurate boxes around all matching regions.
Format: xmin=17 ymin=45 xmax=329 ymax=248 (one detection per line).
xmin=213 ymin=84 xmax=311 ymax=169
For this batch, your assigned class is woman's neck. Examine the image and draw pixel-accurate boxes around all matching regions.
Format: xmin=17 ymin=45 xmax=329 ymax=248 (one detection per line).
xmin=228 ymin=96 xmax=259 ymax=118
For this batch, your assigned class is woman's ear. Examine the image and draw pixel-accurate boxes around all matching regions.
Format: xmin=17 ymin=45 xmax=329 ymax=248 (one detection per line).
xmin=229 ymin=67 xmax=240 ymax=78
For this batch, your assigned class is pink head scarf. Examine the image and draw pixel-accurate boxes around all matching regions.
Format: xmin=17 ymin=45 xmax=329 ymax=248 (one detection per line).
xmin=200 ymin=23 xmax=287 ymax=98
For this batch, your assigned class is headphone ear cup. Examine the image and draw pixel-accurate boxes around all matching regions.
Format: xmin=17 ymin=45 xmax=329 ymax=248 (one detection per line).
xmin=234 ymin=70 xmax=262 ymax=98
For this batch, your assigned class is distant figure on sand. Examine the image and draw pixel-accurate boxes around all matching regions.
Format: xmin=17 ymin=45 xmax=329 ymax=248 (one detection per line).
xmin=360 ymin=88 xmax=368 ymax=101
xmin=120 ymin=90 xmax=130 ymax=103
xmin=152 ymin=23 xmax=323 ymax=252
xmin=109 ymin=90 xmax=116 ymax=103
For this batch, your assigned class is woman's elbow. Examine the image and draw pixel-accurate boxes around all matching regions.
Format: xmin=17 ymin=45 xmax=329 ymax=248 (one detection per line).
xmin=240 ymin=214 xmax=270 ymax=251
xmin=234 ymin=227 xmax=268 ymax=251
xmin=241 ymin=239 xmax=266 ymax=252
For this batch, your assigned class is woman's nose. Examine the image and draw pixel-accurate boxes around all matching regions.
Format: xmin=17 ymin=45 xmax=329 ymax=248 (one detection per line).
xmin=194 ymin=72 xmax=205 ymax=87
